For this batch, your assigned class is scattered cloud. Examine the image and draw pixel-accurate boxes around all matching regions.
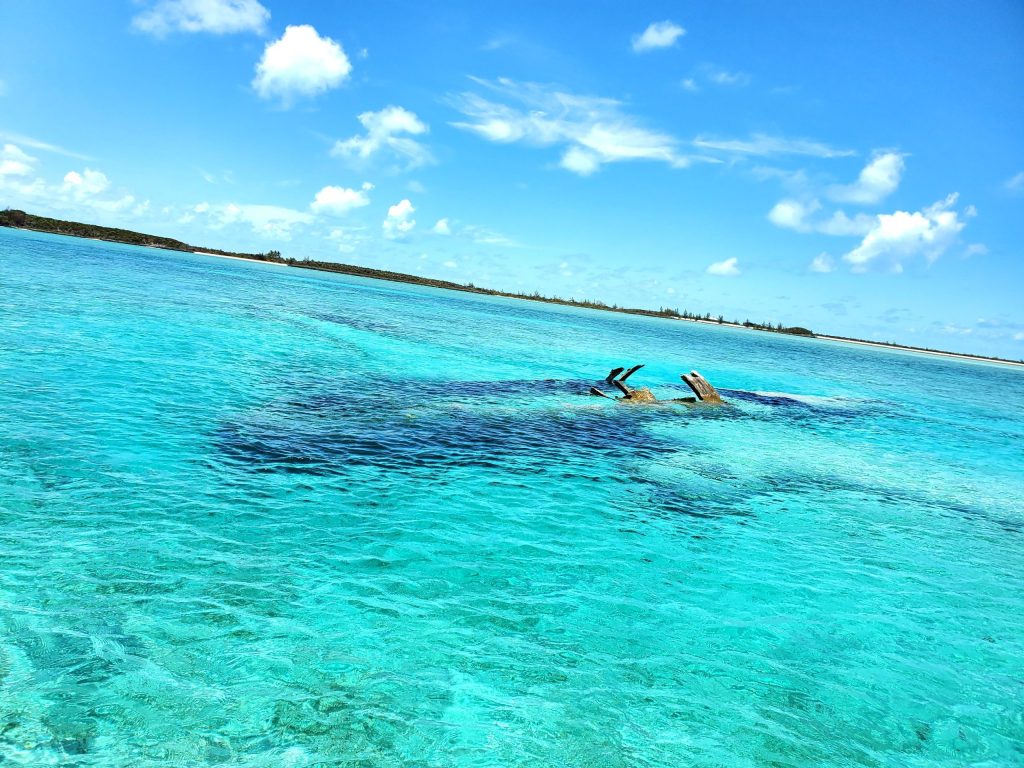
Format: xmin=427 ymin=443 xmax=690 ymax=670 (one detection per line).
xmin=327 ymin=226 xmax=368 ymax=254
xmin=843 ymin=193 xmax=967 ymax=272
xmin=432 ymin=218 xmax=451 ymax=235
xmin=768 ymin=198 xmax=820 ymax=232
xmin=632 ymin=21 xmax=685 ymax=53
xmin=0 ymin=132 xmax=92 ymax=161
xmin=707 ymin=68 xmax=750 ymax=86
xmin=63 ymin=168 xmax=111 ymax=198
xmin=693 ymin=133 xmax=854 ymax=159
xmin=826 ymin=152 xmax=905 ymax=205
xmin=461 ymin=224 xmax=517 ymax=246
xmin=253 ymin=25 xmax=351 ymax=105
xmin=1005 ymin=171 xmax=1024 ymax=192
xmin=204 ymin=202 xmax=314 ymax=238
xmin=706 ymin=257 xmax=740 ymax=276
xmin=331 ymin=106 xmax=433 ymax=170
xmin=133 ymin=0 xmax=269 ymax=36
xmin=964 ymin=243 xmax=988 ymax=257
xmin=1 ymin=161 xmax=141 ymax=218
xmin=0 ymin=143 xmax=36 ymax=177
xmin=681 ymin=78 xmax=698 ymax=93
xmin=309 ymin=182 xmax=373 ymax=216
xmin=809 ymin=252 xmax=835 ymax=273
xmin=450 ymin=77 xmax=704 ymax=175
xmin=382 ymin=198 xmax=415 ymax=239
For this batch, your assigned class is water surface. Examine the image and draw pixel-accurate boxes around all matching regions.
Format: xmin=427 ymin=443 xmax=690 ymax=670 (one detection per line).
xmin=1 ymin=229 xmax=1022 ymax=766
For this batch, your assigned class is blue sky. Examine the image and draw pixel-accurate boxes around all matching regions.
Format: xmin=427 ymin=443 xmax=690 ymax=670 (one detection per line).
xmin=2 ymin=1 xmax=1023 ymax=357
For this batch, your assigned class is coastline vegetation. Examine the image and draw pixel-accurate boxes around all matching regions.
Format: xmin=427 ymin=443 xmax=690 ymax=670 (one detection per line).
xmin=2 ymin=208 xmax=1020 ymax=365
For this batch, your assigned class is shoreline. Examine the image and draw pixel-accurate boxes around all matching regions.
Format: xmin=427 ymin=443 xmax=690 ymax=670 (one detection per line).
xmin=191 ymin=249 xmax=1024 ymax=369
xmin=3 ymin=217 xmax=1021 ymax=369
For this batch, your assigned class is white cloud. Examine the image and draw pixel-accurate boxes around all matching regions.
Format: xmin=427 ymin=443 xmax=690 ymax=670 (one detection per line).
xmin=1005 ymin=171 xmax=1024 ymax=192
xmin=768 ymin=198 xmax=820 ymax=232
xmin=0 ymin=144 xmax=36 ymax=177
xmin=706 ymin=257 xmax=740 ymax=276
xmin=809 ymin=253 xmax=835 ymax=273
xmin=382 ymin=198 xmax=415 ymax=239
xmin=63 ymin=169 xmax=111 ymax=197
xmin=707 ymin=68 xmax=750 ymax=86
xmin=433 ymin=218 xmax=451 ymax=235
xmin=132 ymin=0 xmax=269 ymax=36
xmin=327 ymin=226 xmax=368 ymax=254
xmin=632 ymin=21 xmax=685 ymax=53
xmin=1 ymin=162 xmax=140 ymax=218
xmin=1014 ymin=332 xmax=1024 ymax=342
xmin=331 ymin=106 xmax=433 ymax=169
xmin=450 ymin=77 xmax=701 ymax=175
xmin=309 ymin=182 xmax=372 ymax=216
xmin=827 ymin=152 xmax=905 ymax=205
xmin=965 ymin=243 xmax=988 ymax=257
xmin=0 ymin=132 xmax=92 ymax=160
xmin=768 ymin=198 xmax=872 ymax=236
xmin=843 ymin=194 xmax=967 ymax=272
xmin=693 ymin=133 xmax=854 ymax=158
xmin=211 ymin=202 xmax=313 ymax=239
xmin=681 ymin=78 xmax=698 ymax=93
xmin=252 ymin=25 xmax=351 ymax=105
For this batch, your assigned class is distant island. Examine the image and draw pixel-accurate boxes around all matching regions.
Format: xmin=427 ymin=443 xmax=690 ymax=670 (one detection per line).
xmin=3 ymin=208 xmax=1021 ymax=366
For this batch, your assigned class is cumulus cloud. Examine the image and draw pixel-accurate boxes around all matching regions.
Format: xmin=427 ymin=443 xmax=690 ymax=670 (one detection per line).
xmin=309 ymin=182 xmax=372 ymax=216
xmin=133 ymin=0 xmax=269 ymax=36
xmin=768 ymin=198 xmax=820 ymax=232
xmin=693 ymin=133 xmax=854 ymax=158
xmin=62 ymin=169 xmax=111 ymax=197
xmin=706 ymin=257 xmax=740 ymax=276
xmin=432 ymin=218 xmax=451 ymax=235
xmin=331 ymin=106 xmax=433 ymax=170
xmin=382 ymin=199 xmax=415 ymax=239
xmin=827 ymin=152 xmax=905 ymax=205
xmin=843 ymin=194 xmax=967 ymax=272
xmin=253 ymin=25 xmax=351 ymax=105
xmin=450 ymin=77 xmax=701 ymax=175
xmin=0 ymin=144 xmax=36 ymax=177
xmin=632 ymin=21 xmax=685 ymax=52
xmin=809 ymin=253 xmax=835 ymax=273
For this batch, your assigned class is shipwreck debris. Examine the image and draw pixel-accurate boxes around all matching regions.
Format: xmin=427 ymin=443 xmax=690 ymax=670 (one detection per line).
xmin=589 ymin=365 xmax=723 ymax=406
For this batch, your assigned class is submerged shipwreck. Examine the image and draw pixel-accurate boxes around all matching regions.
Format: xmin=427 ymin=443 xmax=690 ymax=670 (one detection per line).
xmin=589 ymin=365 xmax=724 ymax=405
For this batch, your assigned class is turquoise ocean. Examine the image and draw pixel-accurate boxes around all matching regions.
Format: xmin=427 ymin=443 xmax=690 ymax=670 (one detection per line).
xmin=1 ymin=228 xmax=1022 ymax=767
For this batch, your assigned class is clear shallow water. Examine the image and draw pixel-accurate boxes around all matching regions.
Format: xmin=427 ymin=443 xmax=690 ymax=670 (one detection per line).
xmin=1 ymin=228 xmax=1022 ymax=767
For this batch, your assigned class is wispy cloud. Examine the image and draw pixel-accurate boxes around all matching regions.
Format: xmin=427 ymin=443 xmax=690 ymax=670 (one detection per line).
xmin=133 ymin=0 xmax=269 ymax=37
xmin=0 ymin=131 xmax=93 ymax=161
xmin=450 ymin=77 xmax=708 ymax=175
xmin=631 ymin=21 xmax=685 ymax=53
xmin=1005 ymin=170 xmax=1024 ymax=192
xmin=693 ymin=133 xmax=855 ymax=159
